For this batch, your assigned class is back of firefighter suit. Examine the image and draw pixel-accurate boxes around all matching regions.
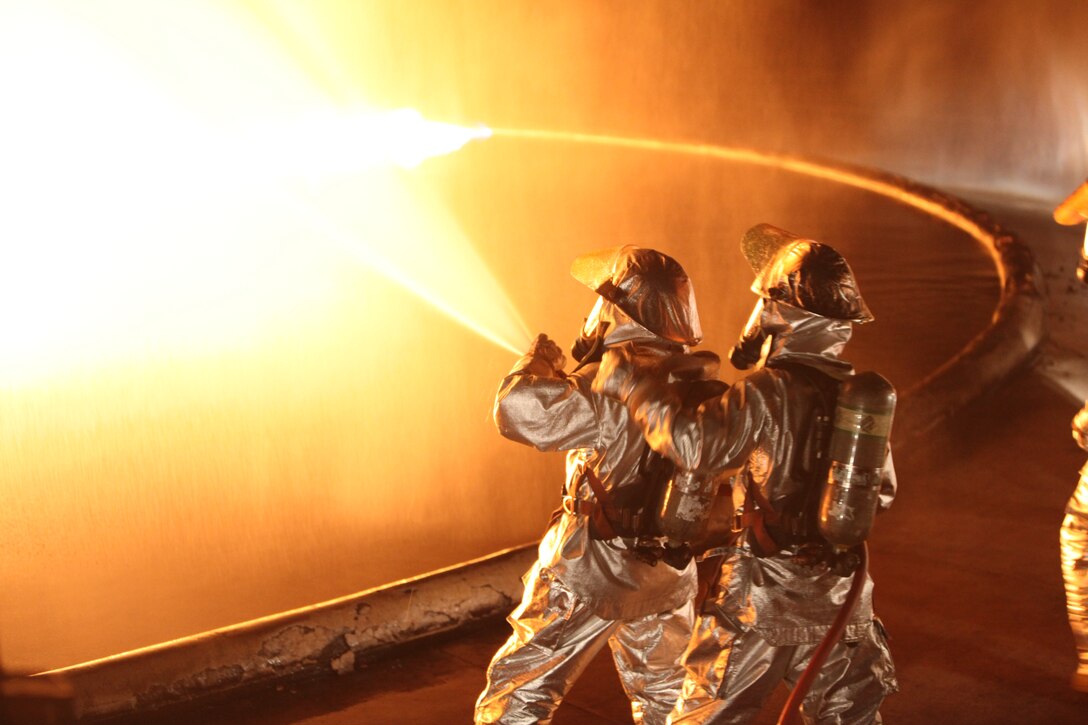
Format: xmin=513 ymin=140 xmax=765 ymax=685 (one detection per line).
xmin=595 ymin=225 xmax=898 ymax=724
xmin=474 ymin=247 xmax=705 ymax=725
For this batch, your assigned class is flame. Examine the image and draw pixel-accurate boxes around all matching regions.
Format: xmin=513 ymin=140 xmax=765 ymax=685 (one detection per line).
xmin=353 ymin=108 xmax=492 ymax=169
xmin=0 ymin=1 xmax=519 ymax=386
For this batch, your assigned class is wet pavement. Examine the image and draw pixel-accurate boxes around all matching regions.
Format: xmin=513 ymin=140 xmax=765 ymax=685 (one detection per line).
xmin=94 ymin=194 xmax=1088 ymax=723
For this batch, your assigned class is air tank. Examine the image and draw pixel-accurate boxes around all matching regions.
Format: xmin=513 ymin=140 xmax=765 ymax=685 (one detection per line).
xmin=818 ymin=371 xmax=896 ymax=548
xmin=655 ymin=470 xmax=722 ymax=544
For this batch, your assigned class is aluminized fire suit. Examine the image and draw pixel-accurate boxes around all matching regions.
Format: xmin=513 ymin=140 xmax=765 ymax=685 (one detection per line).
xmin=1055 ymin=180 xmax=1088 ymax=692
xmin=1062 ymin=402 xmax=1088 ymax=692
xmin=475 ymin=247 xmax=704 ymax=725
xmin=596 ymin=227 xmax=898 ymax=723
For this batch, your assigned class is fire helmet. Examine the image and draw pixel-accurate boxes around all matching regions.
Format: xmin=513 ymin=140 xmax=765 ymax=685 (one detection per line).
xmin=741 ymin=223 xmax=873 ymax=323
xmin=569 ymin=245 xmax=702 ymax=362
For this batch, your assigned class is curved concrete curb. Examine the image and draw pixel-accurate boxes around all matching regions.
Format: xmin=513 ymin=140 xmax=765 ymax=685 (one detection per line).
xmin=879 ymin=177 xmax=1048 ymax=444
xmin=48 ymin=159 xmax=1045 ymax=721
xmin=49 ymin=545 xmax=538 ymax=720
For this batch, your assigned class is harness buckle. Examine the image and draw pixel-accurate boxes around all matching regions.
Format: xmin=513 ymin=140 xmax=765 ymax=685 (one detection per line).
xmin=731 ymin=510 xmax=748 ymax=533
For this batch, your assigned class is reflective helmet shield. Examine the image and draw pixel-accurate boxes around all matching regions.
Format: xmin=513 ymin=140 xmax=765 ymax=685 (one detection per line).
xmin=741 ymin=223 xmax=873 ymax=323
xmin=570 ymin=245 xmax=702 ymax=345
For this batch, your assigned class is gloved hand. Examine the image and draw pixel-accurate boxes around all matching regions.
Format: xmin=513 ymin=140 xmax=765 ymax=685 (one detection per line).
xmin=731 ymin=335 xmax=765 ymax=367
xmin=668 ymin=350 xmax=721 ymax=381
xmin=521 ymin=333 xmax=566 ymax=378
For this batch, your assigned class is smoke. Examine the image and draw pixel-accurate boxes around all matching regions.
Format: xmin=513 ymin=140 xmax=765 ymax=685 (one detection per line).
xmin=836 ymin=0 xmax=1088 ymax=199
xmin=324 ymin=0 xmax=1088 ymax=201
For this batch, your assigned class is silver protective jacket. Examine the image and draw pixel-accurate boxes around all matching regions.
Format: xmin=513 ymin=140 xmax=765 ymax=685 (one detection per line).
xmin=627 ymin=301 xmax=896 ymax=644
xmin=494 ymin=329 xmax=697 ymax=619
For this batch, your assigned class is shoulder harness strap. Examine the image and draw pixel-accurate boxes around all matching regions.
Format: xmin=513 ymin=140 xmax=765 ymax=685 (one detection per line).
xmin=580 ymin=466 xmax=621 ymax=540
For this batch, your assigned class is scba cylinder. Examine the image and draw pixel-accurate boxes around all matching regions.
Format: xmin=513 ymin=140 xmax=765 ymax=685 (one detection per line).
xmin=819 ymin=371 xmax=896 ymax=548
xmin=656 ymin=470 xmax=722 ymax=544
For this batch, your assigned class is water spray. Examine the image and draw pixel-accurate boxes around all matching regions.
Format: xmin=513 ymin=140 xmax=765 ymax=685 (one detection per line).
xmin=283 ymin=188 xmax=527 ymax=357
xmin=249 ymin=109 xmax=527 ymax=358
xmin=488 ymin=128 xmax=1017 ymax=279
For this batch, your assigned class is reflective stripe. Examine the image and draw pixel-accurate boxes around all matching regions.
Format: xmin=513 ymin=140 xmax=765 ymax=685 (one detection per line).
xmin=833 ymin=406 xmax=893 ymax=437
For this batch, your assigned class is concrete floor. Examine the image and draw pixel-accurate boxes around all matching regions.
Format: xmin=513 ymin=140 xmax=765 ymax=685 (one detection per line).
xmin=104 ymin=195 xmax=1088 ymax=723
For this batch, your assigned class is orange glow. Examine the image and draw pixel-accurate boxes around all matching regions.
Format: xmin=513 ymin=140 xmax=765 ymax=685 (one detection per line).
xmin=493 ymin=128 xmax=1017 ymax=286
xmin=1 ymin=0 xmax=529 ymax=673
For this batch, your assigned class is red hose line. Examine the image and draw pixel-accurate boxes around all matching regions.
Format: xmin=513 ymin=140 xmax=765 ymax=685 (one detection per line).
xmin=776 ymin=543 xmax=869 ymax=725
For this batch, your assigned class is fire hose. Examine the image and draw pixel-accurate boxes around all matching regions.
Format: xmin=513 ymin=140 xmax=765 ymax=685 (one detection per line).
xmin=776 ymin=542 xmax=869 ymax=725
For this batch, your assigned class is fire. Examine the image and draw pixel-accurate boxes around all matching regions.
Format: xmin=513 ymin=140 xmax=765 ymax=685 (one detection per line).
xmin=235 ymin=108 xmax=492 ymax=180
xmin=0 ymin=1 xmax=522 ymax=386
xmin=1052 ymin=179 xmax=1088 ymax=269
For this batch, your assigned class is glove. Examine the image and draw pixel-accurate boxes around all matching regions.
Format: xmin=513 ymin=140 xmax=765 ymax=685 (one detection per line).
xmin=520 ymin=333 xmax=566 ymax=378
xmin=729 ymin=340 xmax=761 ymax=371
xmin=663 ymin=350 xmax=721 ymax=382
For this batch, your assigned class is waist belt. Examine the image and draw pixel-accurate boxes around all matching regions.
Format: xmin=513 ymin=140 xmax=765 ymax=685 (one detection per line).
xmin=562 ymin=495 xmax=648 ymax=540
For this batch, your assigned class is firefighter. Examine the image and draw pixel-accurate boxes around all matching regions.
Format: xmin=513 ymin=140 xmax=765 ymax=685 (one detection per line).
xmin=595 ymin=224 xmax=898 ymax=723
xmin=1055 ymin=178 xmax=1088 ymax=693
xmin=474 ymin=246 xmax=711 ymax=725
xmin=1064 ymin=403 xmax=1088 ymax=692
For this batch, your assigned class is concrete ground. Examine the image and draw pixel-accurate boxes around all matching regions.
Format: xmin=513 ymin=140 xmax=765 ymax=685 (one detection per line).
xmin=103 ymin=195 xmax=1088 ymax=723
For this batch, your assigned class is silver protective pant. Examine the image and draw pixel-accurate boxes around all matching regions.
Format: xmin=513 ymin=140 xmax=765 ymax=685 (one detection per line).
xmin=475 ymin=562 xmax=694 ymax=725
xmin=1061 ymin=473 xmax=1088 ymax=676
xmin=668 ymin=611 xmax=896 ymax=724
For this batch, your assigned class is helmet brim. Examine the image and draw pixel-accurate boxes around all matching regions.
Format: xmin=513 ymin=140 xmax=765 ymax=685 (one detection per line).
xmin=570 ymin=245 xmax=703 ymax=345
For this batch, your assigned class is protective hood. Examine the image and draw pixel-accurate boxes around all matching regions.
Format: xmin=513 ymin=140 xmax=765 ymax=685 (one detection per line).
xmin=571 ymin=245 xmax=702 ymax=346
xmin=760 ymin=300 xmax=854 ymax=373
xmin=742 ymin=223 xmax=873 ymax=324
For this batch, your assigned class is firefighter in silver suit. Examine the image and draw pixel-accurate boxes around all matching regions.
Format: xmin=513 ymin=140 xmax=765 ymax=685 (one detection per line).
xmin=1063 ymin=398 xmax=1088 ymax=692
xmin=1055 ymin=179 xmax=1088 ymax=692
xmin=474 ymin=247 xmax=706 ymax=725
xmin=596 ymin=225 xmax=898 ymax=724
